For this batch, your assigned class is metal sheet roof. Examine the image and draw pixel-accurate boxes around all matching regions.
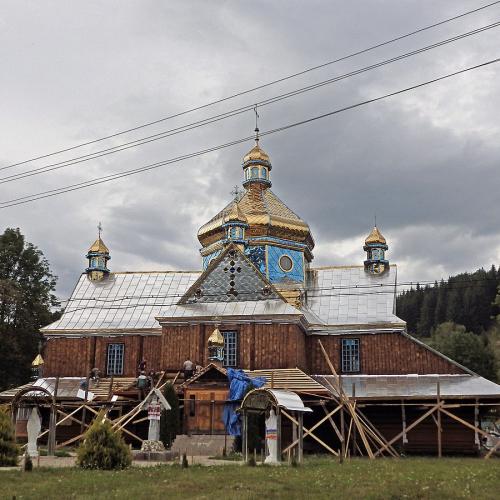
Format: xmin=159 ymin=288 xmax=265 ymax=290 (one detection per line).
xmin=305 ymin=266 xmax=404 ymax=328
xmin=42 ymin=271 xmax=200 ymax=332
xmin=314 ymin=374 xmax=500 ymax=399
xmin=266 ymin=389 xmax=313 ymax=412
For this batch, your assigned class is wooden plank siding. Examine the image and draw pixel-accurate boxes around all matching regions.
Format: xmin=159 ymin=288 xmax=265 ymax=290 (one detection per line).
xmin=44 ymin=337 xmax=92 ymax=376
xmin=160 ymin=323 xmax=307 ymax=371
xmin=307 ymin=333 xmax=465 ymax=375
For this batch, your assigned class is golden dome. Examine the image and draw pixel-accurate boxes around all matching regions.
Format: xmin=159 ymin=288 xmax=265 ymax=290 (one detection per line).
xmin=365 ymin=226 xmax=386 ymax=245
xmin=208 ymin=328 xmax=224 ymax=347
xmin=32 ymin=354 xmax=44 ymax=367
xmin=243 ymin=142 xmax=270 ymax=164
xmin=88 ymin=237 xmax=109 ymax=254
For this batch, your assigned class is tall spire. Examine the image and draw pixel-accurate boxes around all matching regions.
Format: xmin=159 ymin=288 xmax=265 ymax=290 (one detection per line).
xmin=86 ymin=223 xmax=111 ymax=281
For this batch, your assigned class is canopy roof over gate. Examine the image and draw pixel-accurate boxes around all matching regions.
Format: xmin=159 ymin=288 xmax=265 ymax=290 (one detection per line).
xmin=241 ymin=388 xmax=312 ymax=412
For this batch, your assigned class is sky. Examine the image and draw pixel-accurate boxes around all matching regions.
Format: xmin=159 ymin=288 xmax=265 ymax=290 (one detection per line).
xmin=1 ymin=0 xmax=499 ymax=300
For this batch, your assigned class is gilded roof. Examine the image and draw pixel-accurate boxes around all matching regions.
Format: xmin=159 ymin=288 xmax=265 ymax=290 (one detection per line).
xmin=88 ymin=237 xmax=109 ymax=254
xmin=198 ymin=184 xmax=314 ymax=250
xmin=223 ymin=202 xmax=247 ymax=224
xmin=365 ymin=226 xmax=386 ymax=245
xmin=207 ymin=328 xmax=224 ymax=346
xmin=243 ymin=142 xmax=270 ymax=164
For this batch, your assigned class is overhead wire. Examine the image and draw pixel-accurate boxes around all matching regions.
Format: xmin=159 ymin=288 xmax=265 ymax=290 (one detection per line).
xmin=2 ymin=56 xmax=499 ymax=209
xmin=2 ymin=20 xmax=500 ymax=185
xmin=2 ymin=0 xmax=499 ymax=172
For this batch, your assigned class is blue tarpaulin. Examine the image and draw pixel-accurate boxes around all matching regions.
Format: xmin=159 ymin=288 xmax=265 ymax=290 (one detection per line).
xmin=222 ymin=369 xmax=266 ymax=436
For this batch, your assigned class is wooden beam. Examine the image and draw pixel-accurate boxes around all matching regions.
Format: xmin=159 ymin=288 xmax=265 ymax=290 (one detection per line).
xmin=375 ymin=403 xmax=440 ymax=457
xmin=437 ymin=381 xmax=442 ymax=458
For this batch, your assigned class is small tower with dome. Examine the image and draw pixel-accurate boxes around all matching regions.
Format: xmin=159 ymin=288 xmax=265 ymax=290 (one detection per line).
xmin=364 ymin=225 xmax=389 ymax=274
xmin=86 ymin=223 xmax=111 ymax=281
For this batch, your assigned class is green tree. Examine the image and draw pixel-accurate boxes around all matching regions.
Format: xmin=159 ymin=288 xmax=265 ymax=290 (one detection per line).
xmin=0 ymin=408 xmax=18 ymax=466
xmin=430 ymin=322 xmax=497 ymax=381
xmin=0 ymin=228 xmax=59 ymax=390
xmin=160 ymin=383 xmax=180 ymax=448
xmin=77 ymin=418 xmax=131 ymax=470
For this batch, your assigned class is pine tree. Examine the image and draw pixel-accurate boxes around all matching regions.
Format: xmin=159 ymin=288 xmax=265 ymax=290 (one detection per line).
xmin=159 ymin=383 xmax=180 ymax=449
xmin=77 ymin=418 xmax=131 ymax=470
xmin=0 ymin=409 xmax=18 ymax=466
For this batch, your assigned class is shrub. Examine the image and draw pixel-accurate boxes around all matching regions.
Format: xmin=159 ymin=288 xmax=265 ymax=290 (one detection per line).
xmin=76 ymin=419 xmax=131 ymax=470
xmin=181 ymin=452 xmax=188 ymax=468
xmin=0 ymin=409 xmax=18 ymax=466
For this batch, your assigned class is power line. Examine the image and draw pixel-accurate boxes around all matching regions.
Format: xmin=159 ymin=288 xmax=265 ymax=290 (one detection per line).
xmin=56 ymin=276 xmax=499 ymax=307
xmin=2 ymin=20 xmax=500 ymax=185
xmin=2 ymin=0 xmax=499 ymax=173
xmin=2 ymin=56 xmax=498 ymax=209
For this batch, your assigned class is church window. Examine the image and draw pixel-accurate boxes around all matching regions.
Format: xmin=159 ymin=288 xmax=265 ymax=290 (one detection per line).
xmin=91 ymin=257 xmax=98 ymax=267
xmin=262 ymin=168 xmax=268 ymax=179
xmin=106 ymin=343 xmax=124 ymax=375
xmin=279 ymin=254 xmax=293 ymax=272
xmin=222 ymin=330 xmax=238 ymax=367
xmin=251 ymin=167 xmax=259 ymax=178
xmin=341 ymin=338 xmax=360 ymax=373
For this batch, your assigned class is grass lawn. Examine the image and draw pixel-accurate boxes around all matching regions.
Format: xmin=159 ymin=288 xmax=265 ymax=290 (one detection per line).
xmin=0 ymin=457 xmax=498 ymax=499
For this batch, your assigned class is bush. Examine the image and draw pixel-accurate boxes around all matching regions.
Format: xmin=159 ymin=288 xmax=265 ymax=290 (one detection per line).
xmin=76 ymin=419 xmax=131 ymax=470
xmin=0 ymin=409 xmax=18 ymax=466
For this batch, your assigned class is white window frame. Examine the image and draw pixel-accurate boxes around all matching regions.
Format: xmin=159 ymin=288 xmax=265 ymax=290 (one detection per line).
xmin=222 ymin=331 xmax=238 ymax=367
xmin=106 ymin=343 xmax=125 ymax=376
xmin=341 ymin=338 xmax=360 ymax=373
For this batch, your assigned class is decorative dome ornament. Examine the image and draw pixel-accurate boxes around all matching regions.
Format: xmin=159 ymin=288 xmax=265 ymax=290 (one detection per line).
xmin=363 ymin=224 xmax=389 ymax=275
xmin=208 ymin=327 xmax=225 ymax=365
xmin=86 ymin=222 xmax=111 ymax=281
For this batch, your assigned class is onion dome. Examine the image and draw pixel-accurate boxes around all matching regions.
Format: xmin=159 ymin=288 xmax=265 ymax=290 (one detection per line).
xmin=365 ymin=226 xmax=386 ymax=245
xmin=86 ymin=224 xmax=111 ymax=281
xmin=31 ymin=354 xmax=44 ymax=367
xmin=208 ymin=327 xmax=224 ymax=347
xmin=198 ymin=139 xmax=314 ymax=261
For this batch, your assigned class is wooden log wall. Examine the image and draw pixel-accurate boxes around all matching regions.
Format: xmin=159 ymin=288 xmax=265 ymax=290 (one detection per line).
xmin=44 ymin=337 xmax=92 ymax=376
xmin=160 ymin=322 xmax=307 ymax=371
xmin=307 ymin=332 xmax=465 ymax=375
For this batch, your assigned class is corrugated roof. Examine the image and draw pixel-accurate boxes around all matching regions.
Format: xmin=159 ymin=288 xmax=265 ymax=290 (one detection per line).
xmin=314 ymin=374 xmax=500 ymax=399
xmin=245 ymin=368 xmax=328 ymax=393
xmin=305 ymin=266 xmax=404 ymax=328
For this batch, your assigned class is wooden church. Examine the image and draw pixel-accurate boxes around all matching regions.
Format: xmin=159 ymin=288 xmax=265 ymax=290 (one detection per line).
xmin=3 ymin=133 xmax=500 ymax=456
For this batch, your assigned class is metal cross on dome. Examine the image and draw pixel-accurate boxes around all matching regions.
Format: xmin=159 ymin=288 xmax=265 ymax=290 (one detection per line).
xmin=97 ymin=221 xmax=102 ymax=238
xmin=230 ymin=185 xmax=242 ymax=201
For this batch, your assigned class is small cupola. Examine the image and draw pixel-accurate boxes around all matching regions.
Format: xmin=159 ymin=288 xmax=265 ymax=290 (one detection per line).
xmin=207 ymin=327 xmax=225 ymax=365
xmin=364 ymin=225 xmax=389 ymax=274
xmin=222 ymin=196 xmax=248 ymax=246
xmin=242 ymin=127 xmax=272 ymax=188
xmin=86 ymin=223 xmax=111 ymax=281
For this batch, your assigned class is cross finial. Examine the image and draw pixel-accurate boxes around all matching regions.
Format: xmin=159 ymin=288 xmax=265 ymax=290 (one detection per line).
xmin=230 ymin=185 xmax=242 ymax=201
xmin=253 ymin=104 xmax=260 ymax=144
xmin=97 ymin=221 xmax=102 ymax=239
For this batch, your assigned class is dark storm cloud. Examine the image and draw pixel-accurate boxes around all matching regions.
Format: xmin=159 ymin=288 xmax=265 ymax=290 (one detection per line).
xmin=1 ymin=0 xmax=499 ymax=299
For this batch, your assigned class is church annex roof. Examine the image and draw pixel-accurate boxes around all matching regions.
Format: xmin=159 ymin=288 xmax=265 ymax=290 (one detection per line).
xmin=42 ymin=263 xmax=403 ymax=335
xmin=305 ymin=265 xmax=404 ymax=329
xmin=42 ymin=271 xmax=200 ymax=334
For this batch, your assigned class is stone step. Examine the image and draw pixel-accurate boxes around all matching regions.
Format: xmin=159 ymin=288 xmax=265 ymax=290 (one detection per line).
xmin=171 ymin=434 xmax=234 ymax=456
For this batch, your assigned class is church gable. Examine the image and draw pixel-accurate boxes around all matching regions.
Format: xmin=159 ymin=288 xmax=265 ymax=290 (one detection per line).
xmin=179 ymin=244 xmax=283 ymax=304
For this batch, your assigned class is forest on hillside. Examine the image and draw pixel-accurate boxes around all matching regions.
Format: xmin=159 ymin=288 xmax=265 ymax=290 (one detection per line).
xmin=396 ymin=265 xmax=500 ymax=380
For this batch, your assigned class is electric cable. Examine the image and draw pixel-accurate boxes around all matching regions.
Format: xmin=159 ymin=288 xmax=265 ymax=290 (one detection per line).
xmin=2 ymin=0 xmax=499 ymax=172
xmin=2 ymin=56 xmax=498 ymax=209
xmin=2 ymin=20 xmax=500 ymax=184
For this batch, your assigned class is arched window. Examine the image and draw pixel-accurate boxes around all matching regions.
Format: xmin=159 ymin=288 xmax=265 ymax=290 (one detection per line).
xmin=262 ymin=168 xmax=268 ymax=179
xmin=251 ymin=167 xmax=259 ymax=178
